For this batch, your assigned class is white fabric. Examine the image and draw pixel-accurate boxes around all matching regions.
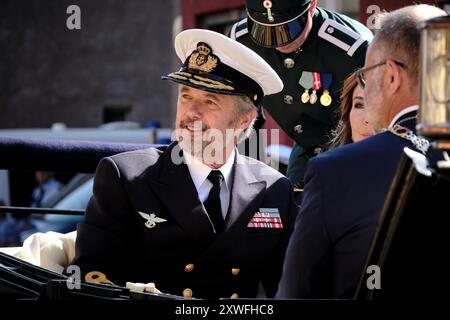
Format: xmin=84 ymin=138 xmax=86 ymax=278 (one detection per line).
xmin=235 ymin=26 xmax=249 ymax=39
xmin=0 ymin=246 xmax=22 ymax=257
xmin=184 ymin=149 xmax=235 ymax=219
xmin=126 ymin=282 xmax=161 ymax=294
xmin=437 ymin=151 xmax=450 ymax=169
xmin=174 ymin=29 xmax=283 ymax=96
xmin=388 ymin=105 xmax=419 ymax=129
xmin=403 ymin=147 xmax=432 ymax=177
xmin=8 ymin=231 xmax=77 ymax=274
xmin=1 ymin=231 xmax=164 ymax=292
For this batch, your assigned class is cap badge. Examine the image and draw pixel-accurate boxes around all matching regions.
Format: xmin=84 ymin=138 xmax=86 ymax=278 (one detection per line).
xmin=263 ymin=0 xmax=275 ymax=22
xmin=188 ymin=42 xmax=218 ymax=73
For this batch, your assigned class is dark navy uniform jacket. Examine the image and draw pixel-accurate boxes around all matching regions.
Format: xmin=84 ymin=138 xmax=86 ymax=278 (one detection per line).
xmin=276 ymin=110 xmax=418 ymax=299
xmin=231 ymin=8 xmax=373 ymax=185
xmin=72 ymin=142 xmax=298 ymax=299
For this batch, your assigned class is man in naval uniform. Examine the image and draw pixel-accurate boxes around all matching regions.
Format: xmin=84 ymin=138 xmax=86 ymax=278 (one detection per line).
xmin=231 ymin=0 xmax=373 ymax=188
xmin=276 ymin=4 xmax=447 ymax=299
xmin=71 ymin=29 xmax=298 ymax=299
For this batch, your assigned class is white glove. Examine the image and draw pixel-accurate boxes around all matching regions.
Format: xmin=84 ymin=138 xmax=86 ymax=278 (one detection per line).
xmin=126 ymin=282 xmax=161 ymax=294
xmin=20 ymin=231 xmax=77 ymax=274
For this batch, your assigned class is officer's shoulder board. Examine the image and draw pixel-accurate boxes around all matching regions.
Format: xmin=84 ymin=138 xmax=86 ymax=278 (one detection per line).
xmin=318 ymin=19 xmax=370 ymax=57
xmin=230 ymin=18 xmax=248 ymax=40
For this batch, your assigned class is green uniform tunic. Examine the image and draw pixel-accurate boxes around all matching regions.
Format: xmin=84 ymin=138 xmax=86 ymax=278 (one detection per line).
xmin=231 ymin=7 xmax=373 ymax=186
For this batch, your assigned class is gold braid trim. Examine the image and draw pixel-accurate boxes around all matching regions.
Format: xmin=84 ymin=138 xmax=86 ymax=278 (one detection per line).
xmin=193 ymin=75 xmax=231 ymax=84
xmin=168 ymin=72 xmax=188 ymax=80
xmin=193 ymin=75 xmax=234 ymax=90
xmin=189 ymin=78 xmax=234 ymax=91
xmin=169 ymin=72 xmax=235 ymax=91
xmin=176 ymin=71 xmax=192 ymax=77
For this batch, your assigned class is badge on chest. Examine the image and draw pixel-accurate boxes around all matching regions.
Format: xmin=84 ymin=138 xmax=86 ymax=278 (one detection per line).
xmin=138 ymin=211 xmax=167 ymax=229
xmin=247 ymin=208 xmax=283 ymax=229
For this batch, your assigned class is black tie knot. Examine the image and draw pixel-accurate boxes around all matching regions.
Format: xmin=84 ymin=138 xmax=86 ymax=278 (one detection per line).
xmin=207 ymin=170 xmax=224 ymax=188
xmin=204 ymin=170 xmax=224 ymax=233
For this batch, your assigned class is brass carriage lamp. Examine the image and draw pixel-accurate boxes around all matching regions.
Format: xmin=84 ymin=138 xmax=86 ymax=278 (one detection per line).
xmin=418 ymin=15 xmax=450 ymax=150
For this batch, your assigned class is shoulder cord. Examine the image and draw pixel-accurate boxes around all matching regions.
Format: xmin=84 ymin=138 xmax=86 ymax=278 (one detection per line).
xmin=382 ymin=123 xmax=431 ymax=155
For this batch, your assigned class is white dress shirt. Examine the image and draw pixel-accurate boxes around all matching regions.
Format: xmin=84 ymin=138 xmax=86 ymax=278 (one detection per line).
xmin=184 ymin=149 xmax=235 ymax=219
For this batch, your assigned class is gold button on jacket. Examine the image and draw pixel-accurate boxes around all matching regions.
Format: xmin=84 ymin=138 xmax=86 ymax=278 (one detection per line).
xmin=183 ymin=288 xmax=193 ymax=298
xmin=184 ymin=263 xmax=194 ymax=272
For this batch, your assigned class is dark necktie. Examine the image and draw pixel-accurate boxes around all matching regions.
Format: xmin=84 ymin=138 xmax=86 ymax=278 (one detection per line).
xmin=204 ymin=170 xmax=224 ymax=233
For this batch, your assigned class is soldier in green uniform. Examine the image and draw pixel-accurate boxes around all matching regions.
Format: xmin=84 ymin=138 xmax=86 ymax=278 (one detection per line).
xmin=231 ymin=0 xmax=373 ymax=189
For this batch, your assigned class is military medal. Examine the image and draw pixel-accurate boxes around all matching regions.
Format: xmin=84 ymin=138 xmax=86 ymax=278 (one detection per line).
xmin=301 ymin=89 xmax=310 ymax=104
xmin=320 ymin=91 xmax=332 ymax=106
xmin=320 ymin=73 xmax=333 ymax=107
xmin=298 ymin=71 xmax=313 ymax=104
xmin=310 ymin=92 xmax=318 ymax=104
xmin=310 ymin=72 xmax=321 ymax=104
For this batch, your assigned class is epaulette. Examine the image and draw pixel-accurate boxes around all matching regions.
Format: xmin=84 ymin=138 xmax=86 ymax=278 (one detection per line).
xmin=230 ymin=18 xmax=248 ymax=40
xmin=318 ymin=19 xmax=369 ymax=57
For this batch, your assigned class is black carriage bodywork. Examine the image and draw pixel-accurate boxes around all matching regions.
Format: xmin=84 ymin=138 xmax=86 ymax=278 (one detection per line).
xmin=355 ymin=149 xmax=450 ymax=299
xmin=1 ymin=137 xmax=449 ymax=300
xmin=0 ymin=137 xmax=183 ymax=300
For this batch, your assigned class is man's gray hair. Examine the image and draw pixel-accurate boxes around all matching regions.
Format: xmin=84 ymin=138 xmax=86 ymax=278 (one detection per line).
xmin=233 ymin=95 xmax=257 ymax=143
xmin=373 ymin=5 xmax=447 ymax=90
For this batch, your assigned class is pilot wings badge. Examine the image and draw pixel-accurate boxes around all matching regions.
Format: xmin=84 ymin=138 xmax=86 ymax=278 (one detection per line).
xmin=138 ymin=211 xmax=167 ymax=229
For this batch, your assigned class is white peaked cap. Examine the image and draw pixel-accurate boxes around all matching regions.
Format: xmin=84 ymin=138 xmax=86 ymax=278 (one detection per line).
xmin=163 ymin=29 xmax=283 ymax=106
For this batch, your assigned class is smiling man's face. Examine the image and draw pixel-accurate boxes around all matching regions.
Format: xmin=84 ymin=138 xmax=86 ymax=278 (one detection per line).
xmin=175 ymin=85 xmax=252 ymax=165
